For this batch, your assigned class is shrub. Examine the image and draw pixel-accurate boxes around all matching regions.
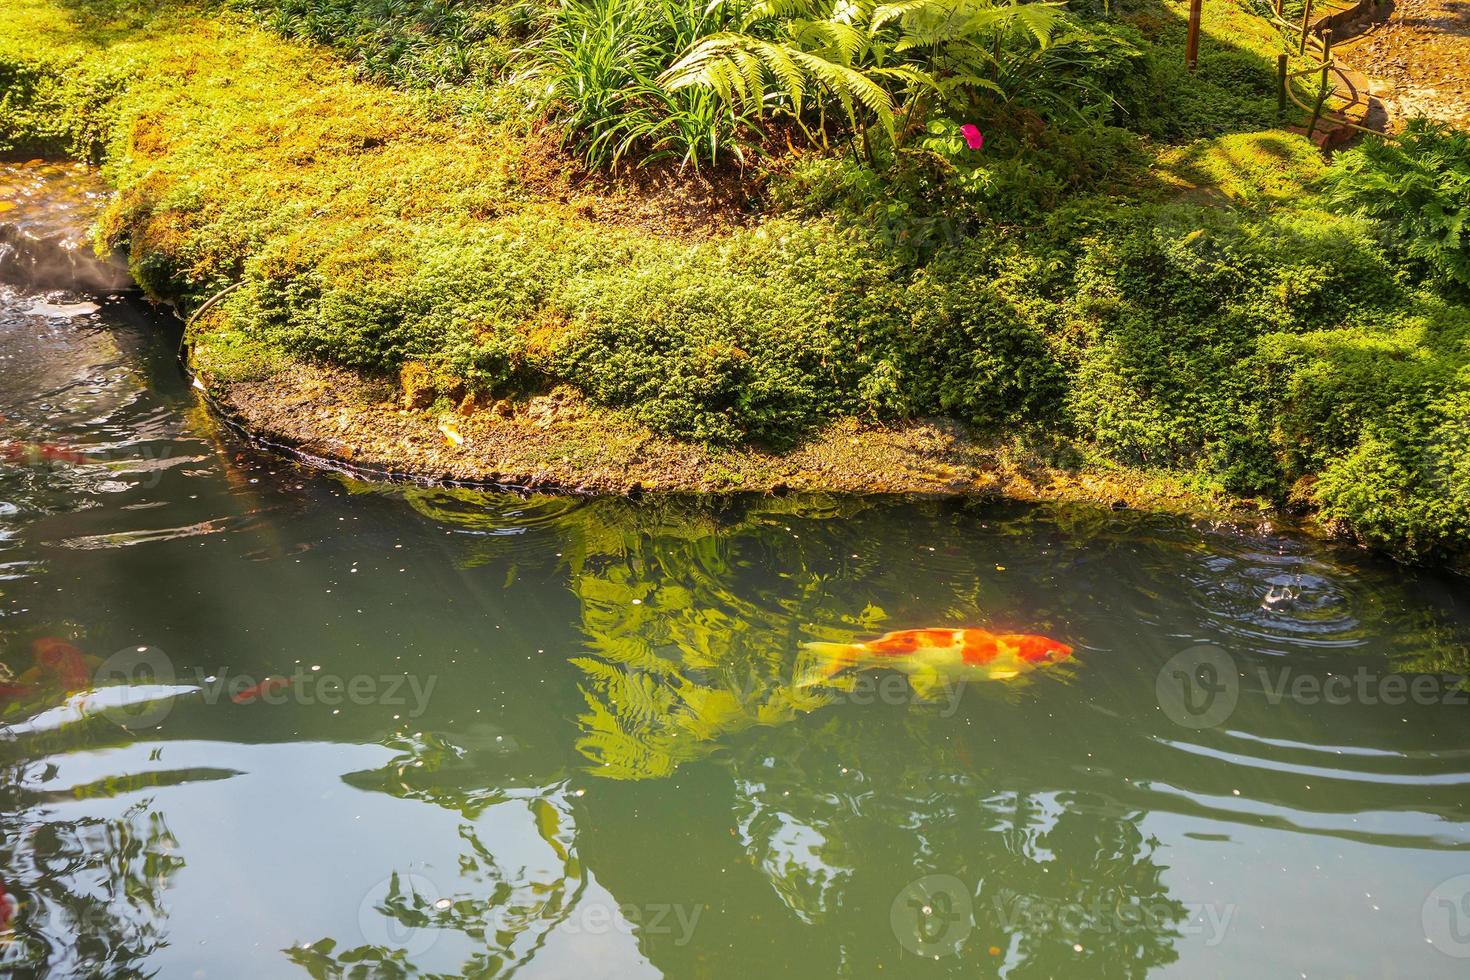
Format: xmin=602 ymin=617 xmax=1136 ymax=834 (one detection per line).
xmin=0 ymin=51 xmax=130 ymax=159
xmin=550 ymin=222 xmax=912 ymax=444
xmin=1323 ymin=120 xmax=1470 ymax=293
xmin=902 ymin=247 xmax=1066 ymax=427
xmin=223 ymin=0 xmax=520 ymax=89
xmin=1314 ymin=378 xmax=1470 ymax=562
xmin=1043 ymin=200 xmax=1423 ymax=496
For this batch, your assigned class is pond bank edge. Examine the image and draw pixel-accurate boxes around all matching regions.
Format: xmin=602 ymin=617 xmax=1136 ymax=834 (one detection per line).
xmin=186 ymin=348 xmax=1253 ymax=517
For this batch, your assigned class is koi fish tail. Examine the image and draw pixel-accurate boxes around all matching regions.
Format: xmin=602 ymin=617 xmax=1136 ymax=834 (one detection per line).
xmin=797 ymin=642 xmax=861 ymax=684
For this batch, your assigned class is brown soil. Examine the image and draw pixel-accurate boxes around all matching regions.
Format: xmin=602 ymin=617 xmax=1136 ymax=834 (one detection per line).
xmin=505 ymin=128 xmax=761 ymax=240
xmin=199 ymin=358 xmax=1213 ymax=513
xmin=1349 ymin=0 xmax=1470 ymax=127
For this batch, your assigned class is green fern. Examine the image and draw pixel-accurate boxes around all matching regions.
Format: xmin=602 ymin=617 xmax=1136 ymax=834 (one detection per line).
xmin=1324 ymin=120 xmax=1470 ymax=290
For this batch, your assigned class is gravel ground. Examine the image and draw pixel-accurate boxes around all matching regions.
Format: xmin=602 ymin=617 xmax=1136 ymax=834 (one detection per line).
xmin=1352 ymin=0 xmax=1470 ymax=127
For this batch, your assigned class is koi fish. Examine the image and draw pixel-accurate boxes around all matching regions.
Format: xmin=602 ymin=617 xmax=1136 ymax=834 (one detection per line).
xmin=800 ymin=627 xmax=1073 ymax=699
xmin=0 ymin=440 xmax=89 ymax=466
xmin=0 ymin=877 xmax=13 ymax=933
xmin=960 ymin=124 xmax=984 ymax=151
xmin=28 ymin=637 xmax=98 ymax=692
xmin=231 ymin=676 xmax=293 ymax=705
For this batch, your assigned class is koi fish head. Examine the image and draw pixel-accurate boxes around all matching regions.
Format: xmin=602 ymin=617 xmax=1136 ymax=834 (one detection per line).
xmin=31 ymin=638 xmax=93 ymax=689
xmin=32 ymin=637 xmax=83 ymax=669
xmin=1010 ymin=634 xmax=1073 ymax=664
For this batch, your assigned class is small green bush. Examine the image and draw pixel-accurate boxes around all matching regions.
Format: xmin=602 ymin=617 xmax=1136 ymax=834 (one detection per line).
xmin=551 ymin=222 xmax=912 ymax=444
xmin=1324 ymin=120 xmax=1470 ymax=293
xmin=223 ymin=0 xmax=521 ymax=89
xmin=0 ymin=52 xmax=130 ymax=159
xmin=903 ymin=247 xmax=1066 ymax=427
xmin=1314 ymin=377 xmax=1470 ymax=561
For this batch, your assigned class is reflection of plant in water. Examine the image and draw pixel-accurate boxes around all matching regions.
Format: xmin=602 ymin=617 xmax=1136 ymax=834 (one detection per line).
xmin=558 ymin=496 xmax=1065 ymax=780
xmin=1387 ymin=609 xmax=1470 ymax=684
xmin=723 ymin=720 xmax=1188 ymax=975
xmin=570 ymin=536 xmax=891 ymax=780
xmin=0 ymin=762 xmax=183 ymax=976
xmin=297 ymin=738 xmax=588 ymax=977
xmin=340 ymin=729 xmax=526 ymax=818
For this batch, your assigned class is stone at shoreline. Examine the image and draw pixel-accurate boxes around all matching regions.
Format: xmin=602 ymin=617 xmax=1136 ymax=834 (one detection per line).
xmin=399 ymin=362 xmax=437 ymax=410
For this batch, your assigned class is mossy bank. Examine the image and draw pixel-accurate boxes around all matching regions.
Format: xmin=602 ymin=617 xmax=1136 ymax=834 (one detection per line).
xmin=2 ymin=0 xmax=1468 ymax=566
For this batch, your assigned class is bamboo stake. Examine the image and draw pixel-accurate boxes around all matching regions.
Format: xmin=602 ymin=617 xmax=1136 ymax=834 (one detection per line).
xmin=1307 ymin=36 xmax=1333 ymax=137
xmin=1186 ymin=0 xmax=1203 ymax=70
xmin=1277 ymin=53 xmax=1289 ymax=118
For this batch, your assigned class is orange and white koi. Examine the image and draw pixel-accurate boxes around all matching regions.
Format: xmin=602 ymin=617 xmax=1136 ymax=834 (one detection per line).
xmin=800 ymin=627 xmax=1073 ymax=697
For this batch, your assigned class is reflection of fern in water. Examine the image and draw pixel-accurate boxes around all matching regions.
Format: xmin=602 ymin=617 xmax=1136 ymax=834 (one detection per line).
xmin=569 ymin=526 xmax=889 ymax=780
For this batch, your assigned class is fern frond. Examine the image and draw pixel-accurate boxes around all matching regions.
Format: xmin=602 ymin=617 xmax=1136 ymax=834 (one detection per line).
xmin=789 ymin=47 xmax=895 ymax=133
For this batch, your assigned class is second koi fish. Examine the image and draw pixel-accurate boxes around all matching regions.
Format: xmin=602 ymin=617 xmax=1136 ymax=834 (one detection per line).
xmin=231 ymin=676 xmax=294 ymax=704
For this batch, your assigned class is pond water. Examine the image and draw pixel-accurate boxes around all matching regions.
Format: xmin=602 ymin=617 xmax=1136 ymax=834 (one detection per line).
xmin=3 ymin=180 xmax=1470 ymax=979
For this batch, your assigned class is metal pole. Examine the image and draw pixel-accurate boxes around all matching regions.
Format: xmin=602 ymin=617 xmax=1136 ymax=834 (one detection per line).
xmin=1187 ymin=0 xmax=1203 ymax=70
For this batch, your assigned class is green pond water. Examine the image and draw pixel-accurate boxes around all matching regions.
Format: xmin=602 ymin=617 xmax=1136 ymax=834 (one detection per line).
xmin=3 ymin=257 xmax=1470 ymax=978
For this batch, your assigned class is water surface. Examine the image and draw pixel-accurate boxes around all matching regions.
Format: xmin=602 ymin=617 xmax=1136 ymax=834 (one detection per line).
xmin=2 ymin=192 xmax=1470 ymax=979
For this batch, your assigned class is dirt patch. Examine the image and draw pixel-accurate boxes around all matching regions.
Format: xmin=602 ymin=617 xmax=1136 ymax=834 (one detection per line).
xmin=504 ymin=128 xmax=760 ymax=240
xmin=198 ymin=357 xmax=1214 ymax=514
xmin=1351 ymin=0 xmax=1470 ymax=127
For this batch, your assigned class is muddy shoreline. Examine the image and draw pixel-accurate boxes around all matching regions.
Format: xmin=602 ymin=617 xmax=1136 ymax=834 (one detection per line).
xmin=192 ymin=354 xmax=1220 ymax=513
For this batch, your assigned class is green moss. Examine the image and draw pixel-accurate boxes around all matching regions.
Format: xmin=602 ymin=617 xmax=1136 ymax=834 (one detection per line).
xmin=190 ymin=316 xmax=290 ymax=383
xmin=1153 ymin=131 xmax=1325 ymax=201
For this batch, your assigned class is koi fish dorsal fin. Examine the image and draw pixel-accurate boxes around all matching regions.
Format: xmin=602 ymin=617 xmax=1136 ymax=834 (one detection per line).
xmin=867 ymin=629 xmax=956 ymax=656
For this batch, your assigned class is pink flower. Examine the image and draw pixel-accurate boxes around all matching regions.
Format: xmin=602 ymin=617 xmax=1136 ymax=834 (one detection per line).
xmin=960 ymin=124 xmax=984 ymax=150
